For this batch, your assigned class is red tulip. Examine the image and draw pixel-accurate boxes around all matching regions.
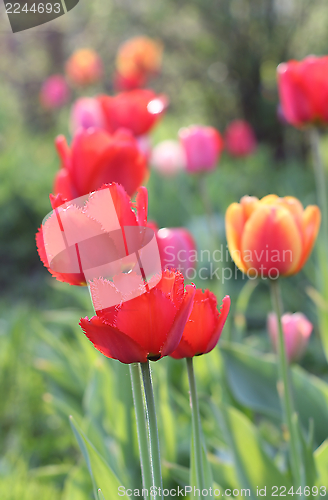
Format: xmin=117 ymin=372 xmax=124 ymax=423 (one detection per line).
xmin=152 ymin=226 xmax=197 ymax=279
xmin=225 ymin=120 xmax=257 ymax=157
xmin=179 ymin=125 xmax=224 ymax=173
xmin=53 ymin=128 xmax=147 ymax=200
xmin=98 ymin=89 xmax=167 ymax=137
xmin=277 ymin=56 xmax=328 ymax=127
xmin=80 ymin=269 xmax=196 ymax=364
xmin=70 ymin=97 xmax=106 ymax=134
xmin=36 ymin=183 xmax=150 ymax=286
xmin=66 ymin=49 xmax=103 ymax=87
xmin=170 ymin=291 xmax=230 ymax=359
xmin=114 ymin=71 xmax=146 ymax=91
xmin=40 ymin=75 xmax=70 ymax=110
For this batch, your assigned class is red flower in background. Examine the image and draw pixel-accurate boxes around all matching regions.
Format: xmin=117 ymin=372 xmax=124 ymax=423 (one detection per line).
xmin=40 ymin=75 xmax=70 ymax=110
xmin=36 ymin=183 xmax=148 ymax=286
xmin=66 ymin=49 xmax=103 ymax=87
xmin=98 ymin=89 xmax=167 ymax=137
xmin=277 ymin=56 xmax=328 ymax=127
xmin=80 ymin=269 xmax=196 ymax=364
xmin=170 ymin=290 xmax=230 ymax=359
xmin=179 ymin=125 xmax=224 ymax=173
xmin=53 ymin=128 xmax=147 ymax=199
xmin=225 ymin=120 xmax=257 ymax=157
xmin=115 ymin=36 xmax=163 ymax=90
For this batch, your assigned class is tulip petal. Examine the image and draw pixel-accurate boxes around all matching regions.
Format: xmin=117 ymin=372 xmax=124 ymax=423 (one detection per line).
xmin=161 ymin=283 xmax=196 ymax=356
xmin=204 ymin=295 xmax=231 ymax=353
xmin=80 ymin=316 xmax=148 ymax=364
xmin=114 ymin=288 xmax=178 ymax=358
xmin=241 ymin=205 xmax=302 ymax=277
xmin=296 ymin=205 xmax=321 ymax=273
xmin=225 ymin=203 xmax=248 ymax=272
xmin=53 ymin=169 xmax=77 ymax=201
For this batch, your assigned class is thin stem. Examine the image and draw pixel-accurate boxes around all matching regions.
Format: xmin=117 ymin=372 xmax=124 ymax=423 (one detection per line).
xmin=140 ymin=361 xmax=163 ymax=498
xmin=186 ymin=357 xmax=205 ymax=498
xmin=270 ymin=280 xmax=303 ymax=488
xmin=309 ymin=127 xmax=328 ymax=248
xmin=198 ymin=173 xmax=219 ymax=248
xmin=129 ymin=364 xmax=152 ymax=497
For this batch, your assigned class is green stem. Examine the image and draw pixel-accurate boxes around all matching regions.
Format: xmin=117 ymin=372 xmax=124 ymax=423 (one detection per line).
xmin=186 ymin=357 xmax=205 ymax=498
xmin=270 ymin=280 xmax=303 ymax=488
xmin=129 ymin=364 xmax=152 ymax=497
xmin=140 ymin=361 xmax=163 ymax=498
xmin=198 ymin=173 xmax=219 ymax=249
xmin=309 ymin=127 xmax=328 ymax=249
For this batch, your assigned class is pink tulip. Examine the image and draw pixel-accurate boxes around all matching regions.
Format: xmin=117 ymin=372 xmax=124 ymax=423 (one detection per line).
xmin=267 ymin=312 xmax=313 ymax=362
xmin=70 ymin=97 xmax=105 ymax=133
xmin=151 ymin=140 xmax=186 ymax=176
xmin=40 ymin=75 xmax=69 ymax=110
xmin=179 ymin=125 xmax=224 ymax=173
xmin=225 ymin=120 xmax=257 ymax=157
xmin=149 ymin=224 xmax=197 ymax=279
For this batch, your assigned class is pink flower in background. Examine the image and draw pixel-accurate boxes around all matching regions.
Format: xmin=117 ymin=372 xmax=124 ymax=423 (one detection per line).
xmin=225 ymin=120 xmax=257 ymax=157
xmin=66 ymin=49 xmax=103 ymax=87
xmin=267 ymin=312 xmax=313 ymax=362
xmin=179 ymin=125 xmax=224 ymax=173
xmin=40 ymin=75 xmax=70 ymax=110
xmin=70 ymin=97 xmax=105 ymax=133
xmin=149 ymin=223 xmax=197 ymax=279
xmin=151 ymin=140 xmax=186 ymax=177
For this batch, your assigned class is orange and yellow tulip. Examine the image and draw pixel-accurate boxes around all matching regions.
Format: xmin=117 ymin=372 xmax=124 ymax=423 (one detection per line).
xmin=225 ymin=195 xmax=321 ymax=278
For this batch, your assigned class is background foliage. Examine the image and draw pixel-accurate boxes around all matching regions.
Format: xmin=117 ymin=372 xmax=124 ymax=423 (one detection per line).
xmin=1 ymin=0 xmax=328 ymax=498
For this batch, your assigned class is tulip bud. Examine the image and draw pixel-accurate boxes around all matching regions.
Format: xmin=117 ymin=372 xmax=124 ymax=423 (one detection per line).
xmin=66 ymin=49 xmax=103 ymax=87
xmin=179 ymin=125 xmax=224 ymax=173
xmin=267 ymin=312 xmax=313 ymax=362
xmin=154 ymin=226 xmax=197 ymax=279
xmin=277 ymin=55 xmax=328 ymax=127
xmin=70 ymin=97 xmax=105 ymax=134
xmin=40 ymin=75 xmax=69 ymax=110
xmin=151 ymin=140 xmax=186 ymax=177
xmin=225 ymin=120 xmax=257 ymax=157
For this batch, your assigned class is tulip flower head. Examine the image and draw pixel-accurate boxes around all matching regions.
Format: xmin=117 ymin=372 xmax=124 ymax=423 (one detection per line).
xmin=98 ymin=89 xmax=167 ymax=137
xmin=170 ymin=291 xmax=230 ymax=359
xmin=116 ymin=36 xmax=163 ymax=86
xmin=80 ymin=269 xmax=196 ymax=364
xmin=154 ymin=226 xmax=197 ymax=279
xmin=268 ymin=312 xmax=313 ymax=362
xmin=179 ymin=125 xmax=224 ymax=173
xmin=225 ymin=120 xmax=257 ymax=157
xmin=36 ymin=184 xmax=160 ymax=288
xmin=70 ymin=97 xmax=106 ymax=134
xmin=66 ymin=49 xmax=103 ymax=87
xmin=53 ymin=128 xmax=147 ymax=199
xmin=226 ymin=195 xmax=321 ymax=278
xmin=151 ymin=140 xmax=186 ymax=177
xmin=40 ymin=75 xmax=70 ymax=110
xmin=277 ymin=55 xmax=328 ymax=127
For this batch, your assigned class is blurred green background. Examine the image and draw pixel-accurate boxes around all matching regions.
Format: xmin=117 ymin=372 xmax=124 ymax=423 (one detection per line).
xmin=1 ymin=0 xmax=328 ymax=498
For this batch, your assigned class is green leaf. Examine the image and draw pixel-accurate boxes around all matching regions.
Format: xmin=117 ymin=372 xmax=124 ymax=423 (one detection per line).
xmin=216 ymin=404 xmax=291 ymax=497
xmin=98 ymin=489 xmax=106 ymax=500
xmin=314 ymin=440 xmax=328 ymax=487
xmin=69 ymin=416 xmax=122 ymax=500
xmin=221 ymin=342 xmax=328 ymax=444
xmin=62 ymin=464 xmax=93 ymax=500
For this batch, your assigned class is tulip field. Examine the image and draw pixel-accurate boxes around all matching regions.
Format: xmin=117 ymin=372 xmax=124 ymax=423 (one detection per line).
xmin=2 ymin=1 xmax=328 ymax=499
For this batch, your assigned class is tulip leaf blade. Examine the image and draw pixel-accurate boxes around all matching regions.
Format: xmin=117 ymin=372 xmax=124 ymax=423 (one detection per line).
xmin=69 ymin=416 xmax=122 ymax=500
